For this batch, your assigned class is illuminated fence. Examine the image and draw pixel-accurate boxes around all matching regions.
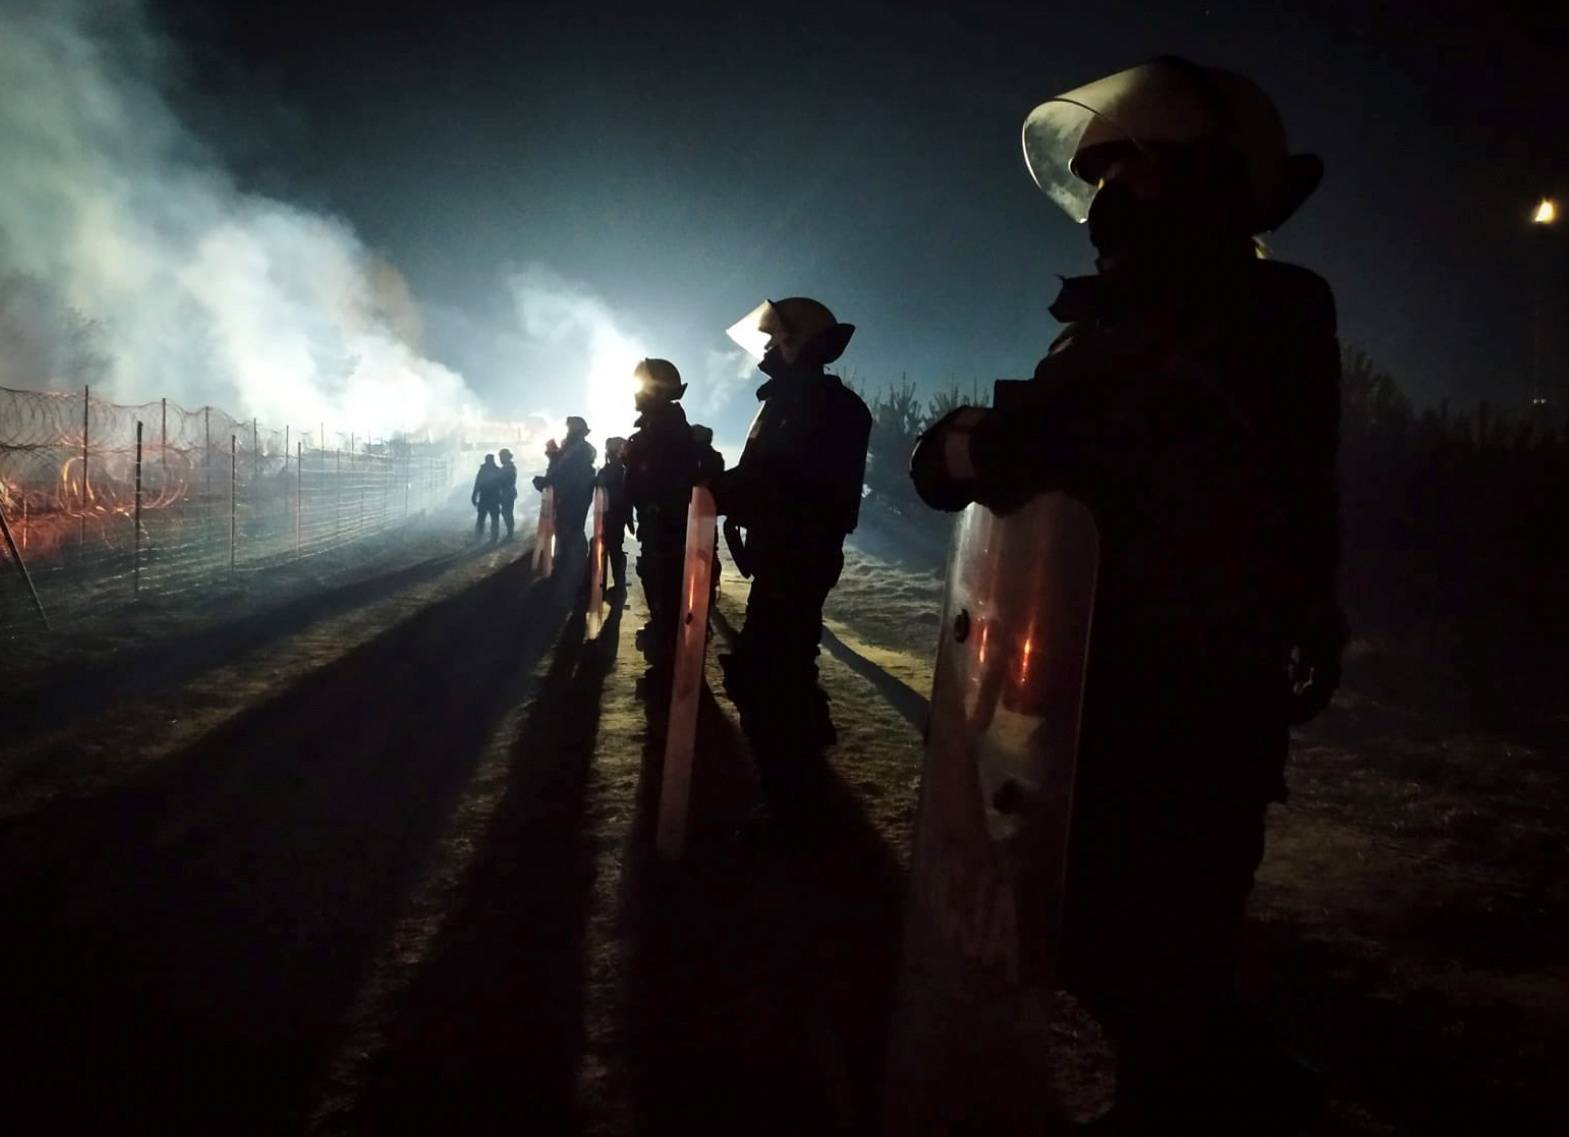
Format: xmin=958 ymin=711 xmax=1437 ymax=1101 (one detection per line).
xmin=0 ymin=386 xmax=456 ymax=635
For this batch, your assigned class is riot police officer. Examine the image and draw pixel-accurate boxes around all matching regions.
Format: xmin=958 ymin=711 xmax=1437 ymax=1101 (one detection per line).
xmin=497 ymin=447 xmax=519 ymax=539
xmin=690 ymin=423 xmax=725 ymax=485
xmin=471 ymin=452 xmax=502 ymax=541
xmin=596 ymin=436 xmax=632 ymax=593
xmin=716 ymin=297 xmax=871 ymax=750
xmin=623 ymin=359 xmax=699 ymax=674
xmin=911 ymin=57 xmax=1342 ymax=1134
xmin=534 ymin=417 xmax=597 ymax=570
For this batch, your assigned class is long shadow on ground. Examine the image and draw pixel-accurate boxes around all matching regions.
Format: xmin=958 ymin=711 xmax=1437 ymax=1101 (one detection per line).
xmin=1 ymin=540 xmax=498 ymax=745
xmin=334 ymin=597 xmax=621 ymax=1135
xmin=820 ymin=623 xmax=929 ymax=732
xmin=0 ymin=551 xmax=565 ymax=1135
xmin=621 ymin=663 xmax=906 ymax=1135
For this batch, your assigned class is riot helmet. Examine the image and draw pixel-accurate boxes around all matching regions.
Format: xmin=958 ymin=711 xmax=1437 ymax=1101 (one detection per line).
xmin=1022 ymin=56 xmax=1322 ymax=236
xmin=726 ymin=297 xmax=855 ymax=375
xmin=633 ymin=358 xmax=686 ymax=413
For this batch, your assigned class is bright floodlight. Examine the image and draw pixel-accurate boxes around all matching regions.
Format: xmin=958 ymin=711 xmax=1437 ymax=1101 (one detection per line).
xmin=585 ymin=333 xmax=646 ymax=441
xmin=1534 ymin=197 xmax=1557 ymax=225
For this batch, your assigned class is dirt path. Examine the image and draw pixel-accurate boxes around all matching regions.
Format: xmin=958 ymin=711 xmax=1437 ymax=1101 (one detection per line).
xmin=1 ymin=522 xmax=572 ymax=1132
xmin=4 ymin=520 xmax=1565 ymax=1134
xmin=0 ymin=524 xmax=925 ymax=1135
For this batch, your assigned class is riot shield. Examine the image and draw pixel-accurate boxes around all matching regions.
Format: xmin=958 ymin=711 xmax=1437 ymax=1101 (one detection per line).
xmin=655 ymin=484 xmax=718 ymax=860
xmin=586 ymin=486 xmax=607 ymax=639
xmin=532 ymin=486 xmax=555 ymax=577
xmin=885 ymin=491 xmax=1099 ymax=1135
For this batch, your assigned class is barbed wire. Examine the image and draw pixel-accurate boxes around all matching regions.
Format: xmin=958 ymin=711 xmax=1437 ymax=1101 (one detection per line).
xmin=0 ymin=385 xmax=499 ymax=635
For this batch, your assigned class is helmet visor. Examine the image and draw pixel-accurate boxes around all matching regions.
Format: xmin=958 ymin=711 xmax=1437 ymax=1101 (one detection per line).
xmin=725 ymin=299 xmax=785 ymax=361
xmin=1022 ymin=62 xmax=1216 ymax=222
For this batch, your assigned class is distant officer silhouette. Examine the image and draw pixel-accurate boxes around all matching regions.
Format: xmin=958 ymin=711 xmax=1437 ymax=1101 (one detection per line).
xmin=497 ymin=448 xmax=519 ymax=539
xmin=692 ymin=423 xmax=725 ymax=609
xmin=623 ymin=358 xmax=699 ymax=677
xmin=471 ymin=452 xmax=502 ymax=542
xmin=596 ymin=436 xmax=632 ymax=592
xmin=534 ymin=418 xmax=597 ymax=571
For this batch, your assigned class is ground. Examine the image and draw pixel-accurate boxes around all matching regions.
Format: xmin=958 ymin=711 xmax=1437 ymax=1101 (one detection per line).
xmin=0 ymin=502 xmax=1564 ymax=1134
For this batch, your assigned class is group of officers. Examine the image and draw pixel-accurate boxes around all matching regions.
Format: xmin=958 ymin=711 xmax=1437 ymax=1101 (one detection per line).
xmin=472 ymin=296 xmax=872 ymax=759
xmin=476 ymin=56 xmax=1343 ymax=1136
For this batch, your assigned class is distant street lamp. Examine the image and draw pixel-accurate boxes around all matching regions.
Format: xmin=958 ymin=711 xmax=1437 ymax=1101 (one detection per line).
xmin=1531 ymin=197 xmax=1558 ymax=412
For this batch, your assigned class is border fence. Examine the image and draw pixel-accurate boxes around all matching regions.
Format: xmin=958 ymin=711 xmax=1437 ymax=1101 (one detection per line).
xmin=0 ymin=385 xmax=462 ymax=635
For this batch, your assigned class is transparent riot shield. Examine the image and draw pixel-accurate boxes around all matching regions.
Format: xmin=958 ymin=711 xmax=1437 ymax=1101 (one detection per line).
xmin=656 ymin=484 xmax=718 ymax=860
xmin=885 ymin=491 xmax=1099 ymax=1135
xmin=586 ymin=486 xmax=608 ymax=639
xmin=532 ymin=486 xmax=555 ymax=577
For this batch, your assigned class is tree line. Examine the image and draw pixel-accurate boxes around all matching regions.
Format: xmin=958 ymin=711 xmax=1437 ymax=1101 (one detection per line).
xmin=854 ymin=352 xmax=1569 ymax=654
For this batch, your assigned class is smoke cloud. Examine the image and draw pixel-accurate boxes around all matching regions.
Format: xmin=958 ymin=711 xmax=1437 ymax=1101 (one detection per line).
xmin=698 ymin=344 xmax=759 ymax=418
xmin=0 ymin=0 xmax=476 ymax=436
xmin=505 ymin=264 xmax=651 ymax=444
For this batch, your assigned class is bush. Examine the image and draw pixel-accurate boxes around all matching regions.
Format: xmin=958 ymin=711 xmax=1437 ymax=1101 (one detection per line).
xmin=857 ymin=377 xmax=988 ymax=520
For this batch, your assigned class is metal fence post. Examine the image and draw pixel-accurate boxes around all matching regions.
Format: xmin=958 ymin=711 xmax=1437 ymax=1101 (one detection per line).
xmin=80 ymin=384 xmax=89 ymax=549
xmin=335 ymin=448 xmax=341 ymax=542
xmin=0 ymin=498 xmax=49 ymax=630
xmin=230 ymin=434 xmax=237 ymax=572
xmin=296 ymin=441 xmax=303 ymax=558
xmin=134 ymin=421 xmax=143 ymax=595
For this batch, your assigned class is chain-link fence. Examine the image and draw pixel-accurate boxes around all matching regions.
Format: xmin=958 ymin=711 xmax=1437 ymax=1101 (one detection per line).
xmin=0 ymin=386 xmax=461 ymax=634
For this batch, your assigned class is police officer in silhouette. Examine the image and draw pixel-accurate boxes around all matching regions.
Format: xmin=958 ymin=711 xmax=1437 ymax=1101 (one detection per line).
xmin=596 ymin=435 xmax=632 ymax=593
xmin=497 ymin=447 xmax=519 ymax=539
xmin=716 ymin=298 xmax=871 ymax=751
xmin=911 ymin=56 xmax=1343 ymax=1134
xmin=534 ymin=417 xmax=597 ymax=571
xmin=623 ymin=359 xmax=699 ymax=677
xmin=471 ymin=452 xmax=502 ymax=542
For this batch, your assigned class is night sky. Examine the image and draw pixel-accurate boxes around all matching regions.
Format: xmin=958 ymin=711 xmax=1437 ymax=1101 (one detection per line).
xmin=155 ymin=0 xmax=1568 ymax=438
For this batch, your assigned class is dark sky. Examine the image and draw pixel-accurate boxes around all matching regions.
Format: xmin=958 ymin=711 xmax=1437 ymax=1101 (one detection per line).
xmin=156 ymin=0 xmax=1568 ymax=436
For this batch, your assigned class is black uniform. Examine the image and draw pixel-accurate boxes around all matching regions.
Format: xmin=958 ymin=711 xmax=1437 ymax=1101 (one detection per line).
xmin=956 ymin=253 xmax=1342 ymax=1122
xmin=538 ymin=434 xmax=597 ymax=568
xmin=471 ymin=458 xmax=502 ymax=539
xmin=497 ymin=456 xmax=519 ymax=537
xmin=695 ymin=436 xmax=724 ymax=608
xmin=624 ymin=402 xmax=698 ymax=663
xmin=717 ymin=370 xmax=871 ymax=696
xmin=594 ymin=452 xmax=631 ymax=590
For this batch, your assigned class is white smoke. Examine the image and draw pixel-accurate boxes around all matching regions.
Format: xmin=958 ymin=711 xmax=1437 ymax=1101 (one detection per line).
xmin=507 ymin=263 xmax=650 ymax=444
xmin=0 ymin=0 xmax=477 ymax=437
xmin=699 ymin=344 xmax=758 ymax=417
